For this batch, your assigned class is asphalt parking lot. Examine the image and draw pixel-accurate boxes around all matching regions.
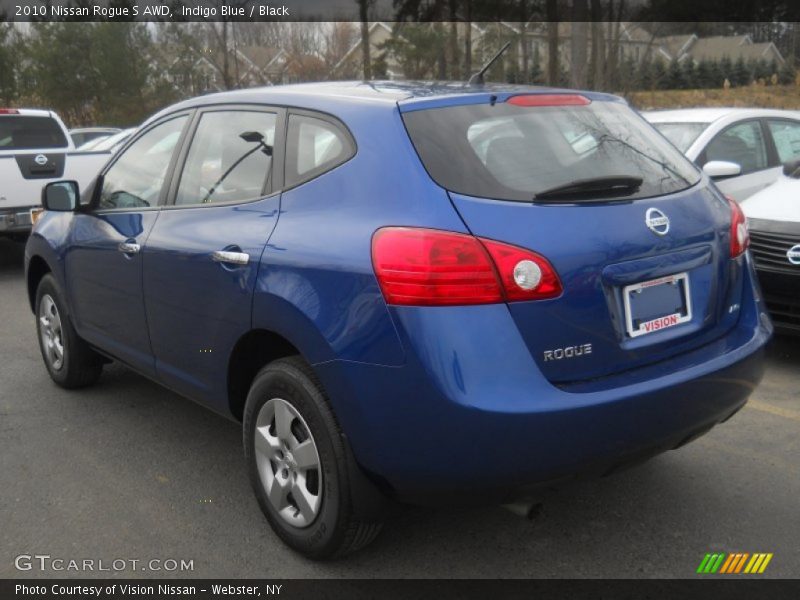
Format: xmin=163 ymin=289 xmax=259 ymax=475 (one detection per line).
xmin=1 ymin=237 xmax=798 ymax=579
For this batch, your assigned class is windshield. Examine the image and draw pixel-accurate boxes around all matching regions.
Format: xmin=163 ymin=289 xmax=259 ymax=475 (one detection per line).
xmin=0 ymin=116 xmax=69 ymax=150
xmin=651 ymin=122 xmax=709 ymax=152
xmin=403 ymin=99 xmax=701 ymax=202
xmin=90 ymin=129 xmax=135 ymax=152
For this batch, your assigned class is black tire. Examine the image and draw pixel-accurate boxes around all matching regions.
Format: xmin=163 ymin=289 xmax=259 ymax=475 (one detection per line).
xmin=35 ymin=274 xmax=103 ymax=389
xmin=243 ymin=356 xmax=383 ymax=559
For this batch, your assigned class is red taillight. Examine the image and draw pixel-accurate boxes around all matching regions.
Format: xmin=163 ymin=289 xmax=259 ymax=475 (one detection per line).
xmin=0 ymin=108 xmax=20 ymax=114
xmin=371 ymin=227 xmax=562 ymax=306
xmin=480 ymin=238 xmax=562 ymax=301
xmin=506 ymin=94 xmax=591 ymax=107
xmin=727 ymin=196 xmax=749 ymax=258
xmin=372 ymin=228 xmax=502 ymax=306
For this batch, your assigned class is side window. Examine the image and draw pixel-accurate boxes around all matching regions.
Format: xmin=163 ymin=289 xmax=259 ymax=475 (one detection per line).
xmin=285 ymin=114 xmax=354 ymax=188
xmin=175 ymin=110 xmax=276 ymax=206
xmin=703 ymin=121 xmax=768 ymax=174
xmin=99 ymin=116 xmax=187 ymax=210
xmin=767 ymin=119 xmax=800 ymax=163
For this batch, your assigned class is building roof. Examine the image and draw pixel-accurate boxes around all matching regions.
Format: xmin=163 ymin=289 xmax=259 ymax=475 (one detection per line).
xmin=655 ymin=34 xmax=697 ymax=59
xmin=238 ymin=46 xmax=285 ymax=71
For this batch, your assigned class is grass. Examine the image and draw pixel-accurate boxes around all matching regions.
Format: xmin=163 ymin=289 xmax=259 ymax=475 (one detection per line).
xmin=625 ymin=84 xmax=800 ymax=111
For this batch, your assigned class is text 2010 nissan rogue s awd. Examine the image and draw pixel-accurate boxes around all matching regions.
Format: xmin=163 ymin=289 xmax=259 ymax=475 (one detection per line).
xmin=25 ymin=82 xmax=771 ymax=559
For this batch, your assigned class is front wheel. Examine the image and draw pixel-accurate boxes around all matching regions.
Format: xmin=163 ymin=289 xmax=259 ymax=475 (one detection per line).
xmin=35 ymin=274 xmax=103 ymax=389
xmin=243 ymin=357 xmax=383 ymax=559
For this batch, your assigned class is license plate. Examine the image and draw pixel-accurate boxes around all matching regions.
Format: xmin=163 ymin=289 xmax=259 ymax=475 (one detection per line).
xmin=623 ymin=273 xmax=692 ymax=338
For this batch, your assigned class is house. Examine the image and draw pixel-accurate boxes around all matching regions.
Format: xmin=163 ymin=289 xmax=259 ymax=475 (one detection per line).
xmin=333 ymin=22 xmax=403 ymax=79
xmin=654 ymin=34 xmax=785 ymax=66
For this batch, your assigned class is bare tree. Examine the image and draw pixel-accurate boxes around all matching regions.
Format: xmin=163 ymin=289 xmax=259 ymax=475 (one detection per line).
xmin=448 ymin=0 xmax=459 ymax=80
xmin=570 ymin=1 xmax=589 ymax=87
xmin=546 ymin=0 xmax=559 ymax=85
xmin=463 ymin=0 xmax=473 ymax=78
xmin=324 ymin=22 xmax=358 ymax=73
xmin=357 ymin=0 xmax=374 ymax=79
xmin=590 ymin=0 xmax=605 ymax=88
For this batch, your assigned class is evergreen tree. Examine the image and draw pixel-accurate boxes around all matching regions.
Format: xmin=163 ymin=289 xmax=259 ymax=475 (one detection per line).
xmin=665 ymin=59 xmax=684 ymax=90
xmin=23 ymin=23 xmax=98 ymax=124
xmin=695 ymin=59 xmax=712 ymax=88
xmin=707 ymin=59 xmax=724 ymax=88
xmin=778 ymin=61 xmax=797 ymax=85
xmin=92 ymin=22 xmax=155 ymax=125
xmin=753 ymin=59 xmax=771 ymax=83
xmin=651 ymin=60 xmax=667 ymax=90
xmin=636 ymin=58 xmax=653 ymax=90
xmin=0 ymin=21 xmax=17 ymax=105
xmin=680 ymin=59 xmax=697 ymax=89
xmin=731 ymin=57 xmax=749 ymax=87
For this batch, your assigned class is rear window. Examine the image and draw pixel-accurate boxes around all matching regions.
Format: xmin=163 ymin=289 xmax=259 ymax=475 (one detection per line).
xmin=651 ymin=122 xmax=709 ymax=152
xmin=0 ymin=116 xmax=69 ymax=150
xmin=402 ymin=99 xmax=701 ymax=202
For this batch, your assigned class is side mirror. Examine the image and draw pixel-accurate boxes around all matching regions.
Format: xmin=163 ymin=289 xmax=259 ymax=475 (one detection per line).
xmin=703 ymin=160 xmax=742 ymax=180
xmin=782 ymin=159 xmax=800 ymax=178
xmin=42 ymin=181 xmax=79 ymax=212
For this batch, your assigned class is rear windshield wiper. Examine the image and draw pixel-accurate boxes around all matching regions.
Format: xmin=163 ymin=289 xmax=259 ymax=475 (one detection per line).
xmin=533 ymin=175 xmax=643 ymax=202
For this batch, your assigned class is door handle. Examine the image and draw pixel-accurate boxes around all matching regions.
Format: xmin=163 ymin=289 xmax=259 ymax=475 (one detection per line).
xmin=211 ymin=250 xmax=250 ymax=266
xmin=118 ymin=241 xmax=140 ymax=254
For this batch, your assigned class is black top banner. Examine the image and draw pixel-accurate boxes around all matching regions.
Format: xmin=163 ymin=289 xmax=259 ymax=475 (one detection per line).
xmin=1 ymin=0 xmax=800 ymax=22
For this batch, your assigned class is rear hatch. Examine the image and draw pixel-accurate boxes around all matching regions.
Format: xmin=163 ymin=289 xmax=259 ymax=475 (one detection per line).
xmin=0 ymin=112 xmax=69 ymax=205
xmin=401 ymin=93 xmax=744 ymax=384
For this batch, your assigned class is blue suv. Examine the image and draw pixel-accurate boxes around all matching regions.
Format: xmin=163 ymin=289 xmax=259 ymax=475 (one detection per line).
xmin=25 ymin=82 xmax=771 ymax=558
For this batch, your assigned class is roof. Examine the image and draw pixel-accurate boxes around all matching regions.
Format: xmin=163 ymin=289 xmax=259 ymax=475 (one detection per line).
xmin=687 ymin=35 xmax=753 ymax=62
xmin=146 ymin=81 xmax=624 ymax=125
xmin=238 ymin=46 xmax=284 ymax=70
xmin=0 ymin=108 xmax=53 ymax=118
xmin=69 ymin=127 xmax=121 ymax=134
xmin=655 ymin=34 xmax=697 ymax=59
xmin=642 ymin=107 xmax=800 ymax=123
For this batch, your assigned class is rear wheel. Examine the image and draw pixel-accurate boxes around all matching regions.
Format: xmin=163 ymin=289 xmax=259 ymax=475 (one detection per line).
xmin=35 ymin=274 xmax=103 ymax=389
xmin=243 ymin=357 xmax=383 ymax=559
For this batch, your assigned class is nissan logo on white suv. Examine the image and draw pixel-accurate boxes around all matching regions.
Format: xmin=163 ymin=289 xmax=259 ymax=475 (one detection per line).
xmin=34 ymin=154 xmax=48 ymax=166
xmin=787 ymin=244 xmax=800 ymax=266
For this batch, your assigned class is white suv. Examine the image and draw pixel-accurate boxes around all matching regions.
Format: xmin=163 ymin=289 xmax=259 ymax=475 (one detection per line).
xmin=0 ymin=108 xmax=113 ymax=238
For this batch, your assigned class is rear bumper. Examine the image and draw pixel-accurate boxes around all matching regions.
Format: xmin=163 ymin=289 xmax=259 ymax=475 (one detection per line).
xmin=314 ymin=255 xmax=772 ymax=504
xmin=0 ymin=206 xmax=37 ymax=234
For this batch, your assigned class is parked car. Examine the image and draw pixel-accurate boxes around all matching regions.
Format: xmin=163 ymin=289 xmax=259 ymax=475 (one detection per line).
xmin=741 ymin=160 xmax=800 ymax=335
xmin=69 ymin=127 xmax=121 ymax=148
xmin=76 ymin=128 xmax=136 ymax=153
xmin=643 ymin=108 xmax=800 ymax=201
xmin=0 ymin=109 xmax=117 ymax=238
xmin=26 ymin=82 xmax=771 ymax=558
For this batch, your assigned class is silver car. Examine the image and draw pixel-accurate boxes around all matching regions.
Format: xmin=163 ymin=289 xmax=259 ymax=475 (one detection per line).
xmin=643 ymin=107 xmax=800 ymax=201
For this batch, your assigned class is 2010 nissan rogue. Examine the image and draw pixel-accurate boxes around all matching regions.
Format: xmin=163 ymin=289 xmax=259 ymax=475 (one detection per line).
xmin=25 ymin=81 xmax=771 ymax=559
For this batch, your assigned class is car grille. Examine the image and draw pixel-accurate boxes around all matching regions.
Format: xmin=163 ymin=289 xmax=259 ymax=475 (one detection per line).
xmin=749 ymin=230 xmax=800 ymax=275
xmin=762 ymin=292 xmax=800 ymax=332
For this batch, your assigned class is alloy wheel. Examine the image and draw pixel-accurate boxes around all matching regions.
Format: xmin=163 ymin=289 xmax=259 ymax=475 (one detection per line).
xmin=39 ymin=294 xmax=64 ymax=371
xmin=254 ymin=397 xmax=322 ymax=528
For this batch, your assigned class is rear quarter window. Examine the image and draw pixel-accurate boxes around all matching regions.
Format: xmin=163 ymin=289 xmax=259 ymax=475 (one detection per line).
xmin=285 ymin=114 xmax=355 ymax=188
